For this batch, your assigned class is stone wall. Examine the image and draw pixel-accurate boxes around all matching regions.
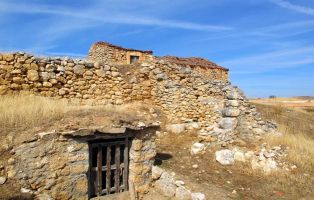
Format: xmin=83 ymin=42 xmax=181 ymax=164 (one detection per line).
xmin=88 ymin=42 xmax=153 ymax=65
xmin=8 ymin=127 xmax=156 ymax=200
xmin=0 ymin=52 xmax=274 ymax=144
xmin=0 ymin=52 xmax=227 ymax=124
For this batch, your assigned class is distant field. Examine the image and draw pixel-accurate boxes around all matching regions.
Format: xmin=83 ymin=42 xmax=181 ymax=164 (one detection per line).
xmin=251 ymin=97 xmax=314 ymax=112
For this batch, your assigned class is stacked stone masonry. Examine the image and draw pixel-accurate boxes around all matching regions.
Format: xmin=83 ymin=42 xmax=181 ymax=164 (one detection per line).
xmin=9 ymin=127 xmax=157 ymax=200
xmin=0 ymin=42 xmax=274 ymax=144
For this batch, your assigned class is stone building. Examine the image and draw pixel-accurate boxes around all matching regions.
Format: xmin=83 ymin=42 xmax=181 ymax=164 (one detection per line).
xmin=88 ymin=41 xmax=153 ymax=65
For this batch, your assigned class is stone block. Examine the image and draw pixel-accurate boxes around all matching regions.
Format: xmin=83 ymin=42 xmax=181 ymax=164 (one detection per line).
xmin=155 ymin=172 xmax=176 ymax=197
xmin=175 ymin=186 xmax=191 ymax=200
xmin=27 ymin=70 xmax=39 ymax=81
xmin=73 ymin=65 xmax=85 ymax=75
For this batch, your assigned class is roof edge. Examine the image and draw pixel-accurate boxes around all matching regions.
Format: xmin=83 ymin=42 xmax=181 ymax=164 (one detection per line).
xmin=92 ymin=41 xmax=153 ymax=54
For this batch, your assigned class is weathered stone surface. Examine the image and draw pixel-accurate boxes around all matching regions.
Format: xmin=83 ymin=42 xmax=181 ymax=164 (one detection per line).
xmin=152 ymin=166 xmax=164 ymax=180
xmin=155 ymin=172 xmax=176 ymax=197
xmin=191 ymin=192 xmax=206 ymax=200
xmin=190 ymin=143 xmax=205 ymax=155
xmin=219 ymin=117 xmax=237 ymax=130
xmin=222 ymin=107 xmax=240 ymax=117
xmin=165 ymin=124 xmax=186 ymax=134
xmin=234 ymin=151 xmax=245 ymax=162
xmin=175 ymin=186 xmax=191 ymax=200
xmin=226 ymin=100 xmax=240 ymax=107
xmin=226 ymin=90 xmax=239 ymax=100
xmin=0 ymin=176 xmax=6 ymax=185
xmin=215 ymin=149 xmax=235 ymax=165
xmin=27 ymin=70 xmax=39 ymax=81
xmin=73 ymin=65 xmax=85 ymax=75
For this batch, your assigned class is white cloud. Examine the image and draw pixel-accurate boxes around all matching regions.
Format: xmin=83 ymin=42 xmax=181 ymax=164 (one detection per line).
xmin=220 ymin=46 xmax=314 ymax=74
xmin=269 ymin=0 xmax=314 ymax=15
xmin=0 ymin=1 xmax=233 ymax=32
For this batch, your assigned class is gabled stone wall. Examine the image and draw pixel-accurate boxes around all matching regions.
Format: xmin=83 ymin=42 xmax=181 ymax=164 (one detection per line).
xmin=88 ymin=42 xmax=153 ymax=65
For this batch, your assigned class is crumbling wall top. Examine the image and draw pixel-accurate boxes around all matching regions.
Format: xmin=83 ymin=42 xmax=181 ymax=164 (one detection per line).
xmin=92 ymin=41 xmax=153 ymax=54
xmin=157 ymin=56 xmax=229 ymax=71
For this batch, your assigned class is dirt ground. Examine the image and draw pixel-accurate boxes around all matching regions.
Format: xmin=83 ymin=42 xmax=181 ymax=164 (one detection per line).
xmin=155 ymin=130 xmax=313 ymax=200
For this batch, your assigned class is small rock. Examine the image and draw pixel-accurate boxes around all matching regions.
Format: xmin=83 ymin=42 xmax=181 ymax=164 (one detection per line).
xmin=175 ymin=180 xmax=185 ymax=186
xmin=0 ymin=176 xmax=6 ymax=185
xmin=191 ymin=143 xmax=205 ymax=155
xmin=191 ymin=192 xmax=206 ymax=200
xmin=27 ymin=70 xmax=39 ymax=81
xmin=215 ymin=149 xmax=235 ymax=165
xmin=21 ymin=188 xmax=32 ymax=193
xmin=8 ymin=158 xmax=15 ymax=165
xmin=152 ymin=166 xmax=164 ymax=180
xmin=137 ymin=121 xmax=146 ymax=127
xmin=234 ymin=151 xmax=246 ymax=162
xmin=175 ymin=186 xmax=191 ymax=200
xmin=192 ymin=164 xmax=198 ymax=169
xmin=165 ymin=124 xmax=186 ymax=134
xmin=222 ymin=108 xmax=240 ymax=117
xmin=244 ymin=151 xmax=255 ymax=160
xmin=73 ymin=65 xmax=85 ymax=75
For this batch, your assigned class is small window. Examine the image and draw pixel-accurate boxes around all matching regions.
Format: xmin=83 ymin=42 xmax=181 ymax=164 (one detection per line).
xmin=130 ymin=55 xmax=139 ymax=64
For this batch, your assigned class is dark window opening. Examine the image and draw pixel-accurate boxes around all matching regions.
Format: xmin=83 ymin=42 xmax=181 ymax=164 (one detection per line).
xmin=88 ymin=137 xmax=131 ymax=199
xmin=130 ymin=55 xmax=140 ymax=64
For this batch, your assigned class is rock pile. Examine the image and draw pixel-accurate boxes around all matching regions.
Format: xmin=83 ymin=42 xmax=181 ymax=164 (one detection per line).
xmin=215 ymin=143 xmax=292 ymax=175
xmin=152 ymin=166 xmax=206 ymax=200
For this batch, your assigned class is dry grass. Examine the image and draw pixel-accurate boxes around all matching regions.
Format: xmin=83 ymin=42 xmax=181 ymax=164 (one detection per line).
xmin=253 ymin=103 xmax=314 ymax=138
xmin=266 ymin=133 xmax=314 ymax=172
xmin=0 ymin=94 xmax=157 ymax=134
xmin=0 ymin=95 xmax=70 ymax=132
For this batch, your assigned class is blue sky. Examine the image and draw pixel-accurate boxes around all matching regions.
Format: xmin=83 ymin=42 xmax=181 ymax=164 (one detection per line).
xmin=0 ymin=0 xmax=313 ymax=97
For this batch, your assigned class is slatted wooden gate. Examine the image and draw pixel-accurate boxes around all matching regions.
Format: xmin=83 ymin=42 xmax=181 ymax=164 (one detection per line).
xmin=88 ymin=137 xmax=130 ymax=198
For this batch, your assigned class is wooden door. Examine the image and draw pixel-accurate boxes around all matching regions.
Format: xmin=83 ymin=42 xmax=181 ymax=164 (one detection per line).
xmin=88 ymin=137 xmax=130 ymax=198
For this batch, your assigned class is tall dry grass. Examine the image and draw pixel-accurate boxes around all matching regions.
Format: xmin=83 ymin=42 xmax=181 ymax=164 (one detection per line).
xmin=0 ymin=94 xmax=70 ymax=131
xmin=253 ymin=103 xmax=314 ymax=171
xmin=0 ymin=94 xmax=155 ymax=133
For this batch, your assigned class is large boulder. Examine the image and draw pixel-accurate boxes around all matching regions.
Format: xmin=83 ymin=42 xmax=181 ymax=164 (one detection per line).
xmin=215 ymin=149 xmax=235 ymax=165
xmin=155 ymin=172 xmax=176 ymax=197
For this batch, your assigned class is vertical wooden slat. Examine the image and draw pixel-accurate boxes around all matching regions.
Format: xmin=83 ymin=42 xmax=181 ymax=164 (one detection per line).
xmin=106 ymin=145 xmax=111 ymax=194
xmin=123 ymin=137 xmax=129 ymax=191
xmin=97 ymin=145 xmax=102 ymax=196
xmin=115 ymin=145 xmax=120 ymax=192
xmin=88 ymin=144 xmax=92 ymax=198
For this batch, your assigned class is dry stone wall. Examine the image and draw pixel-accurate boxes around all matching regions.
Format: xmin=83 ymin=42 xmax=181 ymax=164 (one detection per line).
xmin=8 ymin=128 xmax=157 ymax=200
xmin=88 ymin=42 xmax=153 ymax=65
xmin=0 ymin=52 xmax=274 ymax=144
